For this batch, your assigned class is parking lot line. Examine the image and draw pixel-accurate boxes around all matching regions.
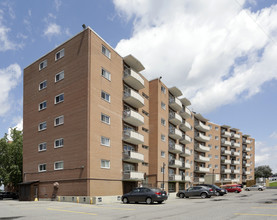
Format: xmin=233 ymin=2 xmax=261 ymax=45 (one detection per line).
xmin=252 ymin=207 xmax=277 ymax=210
xmin=235 ymin=213 xmax=277 ymax=217
xmin=47 ymin=208 xmax=97 ymax=216
xmin=79 ymin=204 xmax=135 ymax=211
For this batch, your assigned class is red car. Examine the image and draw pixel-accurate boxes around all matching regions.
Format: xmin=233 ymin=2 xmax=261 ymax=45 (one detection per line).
xmin=221 ymin=184 xmax=241 ymax=193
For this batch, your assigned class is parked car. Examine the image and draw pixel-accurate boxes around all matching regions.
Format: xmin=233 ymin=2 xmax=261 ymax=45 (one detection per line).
xmin=245 ymin=185 xmax=266 ymax=191
xmin=0 ymin=191 xmax=19 ymax=200
xmin=176 ymin=186 xmax=213 ymax=199
xmin=222 ymin=185 xmax=241 ymax=193
xmin=121 ymin=187 xmax=167 ymax=204
xmin=198 ymin=184 xmax=227 ymax=196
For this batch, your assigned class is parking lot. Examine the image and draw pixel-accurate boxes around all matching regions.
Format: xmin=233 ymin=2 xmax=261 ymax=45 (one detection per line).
xmin=1 ymin=189 xmax=277 ymax=219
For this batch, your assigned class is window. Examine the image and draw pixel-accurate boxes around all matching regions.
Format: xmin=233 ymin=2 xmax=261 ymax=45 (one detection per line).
xmin=142 ymin=110 xmax=149 ymax=117
xmin=55 ymin=93 xmax=64 ymax=104
xmin=161 ymin=134 xmax=166 ymax=142
xmin=142 ymin=162 xmax=148 ymax=166
xmin=208 ymin=164 xmax=212 ymax=168
xmin=142 ymin=93 xmax=149 ymax=100
xmin=54 ymin=115 xmax=64 ymax=126
xmin=101 ymin=113 xmax=110 ymax=124
xmin=55 ymin=71 xmax=64 ymax=82
xmin=38 ymin=122 xmax=47 ymax=131
xmin=142 ymin=127 xmax=149 ymax=133
xmin=208 ymin=134 xmax=212 ymax=138
xmin=142 ymin=145 xmax=149 ymax=150
xmin=102 ymin=45 xmax=111 ymax=59
xmin=54 ymin=138 xmax=64 ymax=148
xmin=215 ymin=145 xmax=219 ymax=149
xmin=215 ymin=136 xmax=219 ymax=140
xmin=161 ymin=167 xmax=165 ymax=173
xmin=101 ymin=68 xmax=111 ymax=81
xmin=39 ymin=80 xmax=47 ymax=90
xmin=39 ymin=60 xmax=47 ymax=70
xmin=55 ymin=48 xmax=64 ymax=61
xmin=208 ymin=154 xmax=212 ymax=158
xmin=101 ymin=136 xmax=110 ymax=147
xmin=101 ymin=91 xmax=110 ymax=102
xmin=161 ymin=118 xmax=166 ymax=126
xmin=208 ymin=125 xmax=212 ymax=129
xmin=161 ymin=102 xmax=166 ymax=110
xmin=215 ymin=155 xmax=219 ymax=159
xmin=38 ymin=142 xmax=47 ymax=151
xmin=161 ymin=85 xmax=166 ymax=94
xmin=38 ymin=164 xmax=46 ymax=172
xmin=208 ymin=144 xmax=212 ymax=149
xmin=161 ymin=151 xmax=165 ymax=158
xmin=215 ymin=126 xmax=219 ymax=131
xmin=215 ymin=165 xmax=218 ymax=169
xmin=54 ymin=161 xmax=64 ymax=170
xmin=101 ymin=159 xmax=110 ymax=169
xmin=39 ymin=101 xmax=47 ymax=111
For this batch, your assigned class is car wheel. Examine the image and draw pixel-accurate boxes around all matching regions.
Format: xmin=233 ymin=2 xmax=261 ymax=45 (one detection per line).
xmin=215 ymin=191 xmax=220 ymax=196
xmin=158 ymin=201 xmax=163 ymax=204
xmin=179 ymin=193 xmax=185 ymax=198
xmin=146 ymin=197 xmax=152 ymax=204
xmin=245 ymin=188 xmax=250 ymax=191
xmin=122 ymin=197 xmax=129 ymax=204
xmin=258 ymin=188 xmax=263 ymax=191
xmin=200 ymin=193 xmax=208 ymax=199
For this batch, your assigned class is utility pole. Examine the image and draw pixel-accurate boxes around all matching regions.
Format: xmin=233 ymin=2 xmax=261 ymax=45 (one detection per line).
xmin=212 ymin=169 xmax=215 ymax=185
xmin=162 ymin=162 xmax=166 ymax=190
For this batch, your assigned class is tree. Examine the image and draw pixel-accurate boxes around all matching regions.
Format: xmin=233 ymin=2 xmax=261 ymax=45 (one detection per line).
xmin=255 ymin=165 xmax=273 ymax=179
xmin=0 ymin=129 xmax=23 ymax=191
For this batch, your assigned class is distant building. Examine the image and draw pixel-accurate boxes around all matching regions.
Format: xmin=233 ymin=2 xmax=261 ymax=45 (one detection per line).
xmin=23 ymin=27 xmax=255 ymax=200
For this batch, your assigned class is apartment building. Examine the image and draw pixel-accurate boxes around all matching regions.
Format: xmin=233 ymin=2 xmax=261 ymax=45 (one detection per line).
xmin=22 ymin=27 xmax=255 ymax=200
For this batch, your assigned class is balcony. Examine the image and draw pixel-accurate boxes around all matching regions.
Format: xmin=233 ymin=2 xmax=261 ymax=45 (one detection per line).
xmin=195 ymin=121 xmax=211 ymax=132
xmin=223 ymin=178 xmax=231 ymax=182
xmin=168 ymin=174 xmax=182 ymax=182
xmin=180 ymin=148 xmax=191 ymax=157
xmin=195 ymin=133 xmax=211 ymax=142
xmin=221 ymin=131 xmax=232 ymax=137
xmin=169 ymin=97 xmax=182 ymax=112
xmin=169 ymin=143 xmax=183 ymax=154
xmin=233 ymin=170 xmax=240 ymax=174
xmin=169 ymin=112 xmax=182 ymax=126
xmin=245 ymin=147 xmax=251 ymax=152
xmin=180 ymin=162 xmax=191 ymax=170
xmin=245 ymin=155 xmax=251 ymax=160
xmin=243 ymin=139 xmax=251 ymax=144
xmin=231 ymin=133 xmax=240 ymax=139
xmin=123 ymin=68 xmax=145 ymax=90
xmin=169 ymin=87 xmax=183 ymax=97
xmin=123 ymin=89 xmax=144 ymax=108
xmin=179 ymin=121 xmax=192 ymax=132
xmin=123 ymin=151 xmax=144 ymax=163
xmin=232 ymin=151 xmax=240 ymax=156
xmin=123 ymin=130 xmax=144 ymax=145
xmin=221 ymin=159 xmax=231 ymax=164
xmin=168 ymin=159 xmax=182 ymax=168
xmin=194 ymin=155 xmax=210 ymax=163
xmin=221 ymin=150 xmax=231 ymax=155
xmin=231 ymin=178 xmax=240 ymax=182
xmin=180 ymin=107 xmax=192 ymax=119
xmin=123 ymin=54 xmax=145 ymax=72
xmin=221 ymin=140 xmax=231 ymax=146
xmin=169 ymin=127 xmax=183 ymax=140
xmin=123 ymin=171 xmax=144 ymax=181
xmin=245 ymin=163 xmax=250 ymax=167
xmin=182 ymin=176 xmax=191 ymax=182
xmin=180 ymin=134 xmax=193 ymax=144
xmin=194 ymin=177 xmax=205 ymax=183
xmin=232 ymin=161 xmax=240 ymax=165
xmin=123 ymin=109 xmax=144 ymax=127
xmin=222 ymin=169 xmax=231 ymax=174
xmin=231 ymin=142 xmax=240 ymax=148
xmin=195 ymin=143 xmax=210 ymax=152
xmin=195 ymin=167 xmax=210 ymax=173
xmin=245 ymin=171 xmax=251 ymax=175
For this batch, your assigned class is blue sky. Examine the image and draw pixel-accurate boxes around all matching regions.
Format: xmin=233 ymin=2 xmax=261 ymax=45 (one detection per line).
xmin=1 ymin=0 xmax=277 ymax=172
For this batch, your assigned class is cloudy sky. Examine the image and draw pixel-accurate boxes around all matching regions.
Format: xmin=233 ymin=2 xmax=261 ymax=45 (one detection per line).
xmin=0 ymin=0 xmax=277 ymax=172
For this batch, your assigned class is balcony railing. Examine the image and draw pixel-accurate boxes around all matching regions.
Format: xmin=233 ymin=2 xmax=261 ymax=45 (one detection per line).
xmin=243 ymin=139 xmax=251 ymax=144
xmin=169 ymin=111 xmax=182 ymax=126
xmin=222 ymin=169 xmax=231 ymax=174
xmin=123 ymin=109 xmax=144 ymax=127
xmin=168 ymin=174 xmax=182 ymax=181
xmin=221 ymin=150 xmax=231 ymax=155
xmin=123 ymin=171 xmax=144 ymax=181
xmin=123 ymin=130 xmax=144 ymax=145
xmin=123 ymin=88 xmax=144 ymax=108
xmin=231 ymin=142 xmax=240 ymax=148
xmin=168 ymin=159 xmax=182 ymax=168
xmin=180 ymin=134 xmax=192 ymax=144
xmin=221 ymin=159 xmax=231 ymax=164
xmin=182 ymin=176 xmax=191 ymax=182
xmin=179 ymin=121 xmax=192 ymax=132
xmin=195 ymin=121 xmax=211 ymax=132
xmin=233 ymin=170 xmax=240 ymax=174
xmin=195 ymin=133 xmax=211 ymax=142
xmin=194 ymin=155 xmax=210 ymax=163
xmin=169 ymin=143 xmax=183 ymax=154
xmin=245 ymin=163 xmax=250 ymax=167
xmin=232 ymin=161 xmax=240 ymax=165
xmin=245 ymin=155 xmax=251 ymax=160
xmin=221 ymin=130 xmax=232 ymax=137
xmin=195 ymin=167 xmax=210 ymax=173
xmin=194 ymin=177 xmax=205 ymax=183
xmin=123 ymin=151 xmax=144 ymax=163
xmin=221 ymin=139 xmax=231 ymax=146
xmin=231 ymin=151 xmax=240 ymax=156
xmin=180 ymin=162 xmax=191 ymax=170
xmin=169 ymin=96 xmax=182 ymax=112
xmin=245 ymin=147 xmax=251 ymax=152
xmin=180 ymin=148 xmax=191 ymax=157
xmin=169 ymin=127 xmax=183 ymax=140
xmin=231 ymin=133 xmax=240 ymax=139
xmin=195 ymin=143 xmax=210 ymax=152
xmin=123 ymin=68 xmax=145 ymax=90
xmin=180 ymin=106 xmax=192 ymax=119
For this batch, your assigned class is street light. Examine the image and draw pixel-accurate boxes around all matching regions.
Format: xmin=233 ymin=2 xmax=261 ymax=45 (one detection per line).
xmin=162 ymin=162 xmax=166 ymax=190
xmin=212 ymin=169 xmax=215 ymax=185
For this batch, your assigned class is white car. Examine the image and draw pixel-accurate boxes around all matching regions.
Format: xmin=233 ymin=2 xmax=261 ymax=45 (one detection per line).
xmin=245 ymin=185 xmax=266 ymax=191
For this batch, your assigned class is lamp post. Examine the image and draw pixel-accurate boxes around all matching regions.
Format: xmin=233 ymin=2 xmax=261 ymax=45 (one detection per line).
xmin=212 ymin=169 xmax=215 ymax=185
xmin=162 ymin=162 xmax=166 ymax=190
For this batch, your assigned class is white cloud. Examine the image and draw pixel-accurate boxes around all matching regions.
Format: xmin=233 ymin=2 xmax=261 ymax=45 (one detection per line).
xmin=7 ymin=117 xmax=23 ymax=140
xmin=255 ymin=141 xmax=277 ymax=173
xmin=0 ymin=64 xmax=21 ymax=116
xmin=54 ymin=0 xmax=62 ymax=11
xmin=43 ymin=23 xmax=61 ymax=38
xmin=270 ymin=131 xmax=277 ymax=139
xmin=114 ymin=0 xmax=277 ymax=113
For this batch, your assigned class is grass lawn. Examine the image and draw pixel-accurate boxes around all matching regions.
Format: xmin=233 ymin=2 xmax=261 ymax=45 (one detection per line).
xmin=269 ymin=182 xmax=277 ymax=187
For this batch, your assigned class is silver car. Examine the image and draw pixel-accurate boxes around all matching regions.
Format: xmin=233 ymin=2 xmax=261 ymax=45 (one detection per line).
xmin=245 ymin=185 xmax=266 ymax=191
